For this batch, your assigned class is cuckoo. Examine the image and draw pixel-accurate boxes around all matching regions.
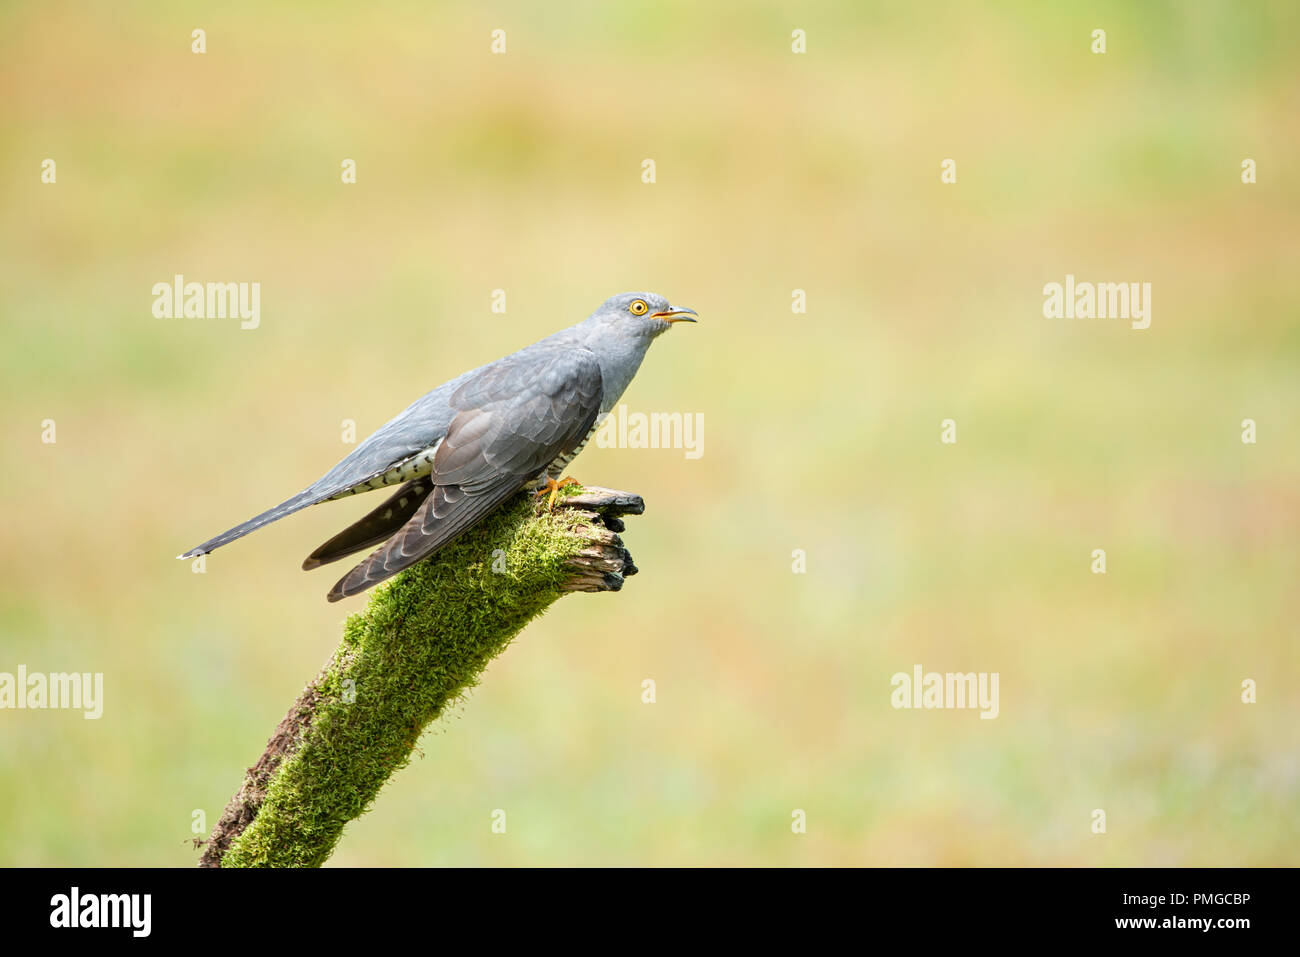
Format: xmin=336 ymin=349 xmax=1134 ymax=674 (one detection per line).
xmin=178 ymin=292 xmax=697 ymax=601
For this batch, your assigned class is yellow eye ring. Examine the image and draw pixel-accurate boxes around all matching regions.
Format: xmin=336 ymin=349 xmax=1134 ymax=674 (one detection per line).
xmin=629 ymin=299 xmax=648 ymax=316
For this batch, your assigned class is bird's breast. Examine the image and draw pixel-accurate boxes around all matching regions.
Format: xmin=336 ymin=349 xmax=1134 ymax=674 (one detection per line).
xmin=538 ymin=419 xmax=599 ymax=484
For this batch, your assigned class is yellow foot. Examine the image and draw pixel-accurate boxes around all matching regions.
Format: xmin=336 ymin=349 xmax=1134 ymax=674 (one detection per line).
xmin=534 ymin=476 xmax=582 ymax=510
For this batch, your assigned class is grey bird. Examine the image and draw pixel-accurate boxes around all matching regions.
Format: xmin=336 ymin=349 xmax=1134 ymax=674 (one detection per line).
xmin=178 ymin=291 xmax=697 ymax=601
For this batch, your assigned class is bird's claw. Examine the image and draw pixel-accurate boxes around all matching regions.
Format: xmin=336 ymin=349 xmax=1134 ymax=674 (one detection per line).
xmin=534 ymin=476 xmax=582 ymax=511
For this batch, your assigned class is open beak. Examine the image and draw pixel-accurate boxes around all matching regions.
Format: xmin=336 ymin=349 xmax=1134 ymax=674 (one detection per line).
xmin=652 ymin=307 xmax=698 ymax=324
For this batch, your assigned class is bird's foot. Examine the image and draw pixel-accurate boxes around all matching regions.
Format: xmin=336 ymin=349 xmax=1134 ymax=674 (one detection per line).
xmin=534 ymin=476 xmax=582 ymax=511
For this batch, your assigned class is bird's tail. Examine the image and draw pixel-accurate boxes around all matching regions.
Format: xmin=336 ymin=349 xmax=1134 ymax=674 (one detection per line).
xmin=302 ymin=478 xmax=435 ymax=570
xmin=176 ymin=489 xmax=321 ymax=560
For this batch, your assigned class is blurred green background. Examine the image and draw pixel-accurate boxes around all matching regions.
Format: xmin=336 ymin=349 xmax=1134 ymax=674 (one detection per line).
xmin=1 ymin=0 xmax=1297 ymax=866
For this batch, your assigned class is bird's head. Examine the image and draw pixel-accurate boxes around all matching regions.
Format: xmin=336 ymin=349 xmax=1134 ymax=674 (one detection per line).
xmin=586 ymin=291 xmax=698 ymax=340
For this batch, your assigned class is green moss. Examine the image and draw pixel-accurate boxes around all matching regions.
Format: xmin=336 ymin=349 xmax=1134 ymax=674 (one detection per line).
xmin=220 ymin=492 xmax=594 ymax=868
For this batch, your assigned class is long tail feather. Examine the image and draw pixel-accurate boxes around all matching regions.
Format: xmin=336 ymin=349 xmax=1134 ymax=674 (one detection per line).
xmin=177 ymin=489 xmax=321 ymax=559
xmin=302 ymin=479 xmax=434 ymax=570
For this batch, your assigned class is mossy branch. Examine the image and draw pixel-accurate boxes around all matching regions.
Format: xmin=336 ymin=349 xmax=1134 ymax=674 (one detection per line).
xmin=197 ymin=485 xmax=642 ymax=868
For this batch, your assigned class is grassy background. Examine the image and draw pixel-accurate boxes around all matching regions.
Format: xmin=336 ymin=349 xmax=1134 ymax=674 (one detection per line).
xmin=1 ymin=0 xmax=1297 ymax=866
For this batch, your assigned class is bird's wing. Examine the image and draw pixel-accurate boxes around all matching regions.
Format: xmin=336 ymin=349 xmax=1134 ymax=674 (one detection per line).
xmin=325 ymin=346 xmax=604 ymax=601
xmin=305 ymin=370 xmax=475 ymax=497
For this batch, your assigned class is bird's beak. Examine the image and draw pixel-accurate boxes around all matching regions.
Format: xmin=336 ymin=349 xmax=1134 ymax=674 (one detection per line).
xmin=652 ymin=307 xmax=698 ymax=323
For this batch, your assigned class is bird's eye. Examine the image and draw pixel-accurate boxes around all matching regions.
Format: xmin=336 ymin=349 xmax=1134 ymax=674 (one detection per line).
xmin=629 ymin=299 xmax=648 ymax=316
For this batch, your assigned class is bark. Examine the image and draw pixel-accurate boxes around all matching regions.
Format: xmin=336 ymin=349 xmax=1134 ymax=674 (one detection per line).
xmin=197 ymin=486 xmax=642 ymax=868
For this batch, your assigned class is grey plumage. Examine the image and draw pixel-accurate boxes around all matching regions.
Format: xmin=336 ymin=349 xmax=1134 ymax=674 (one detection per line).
xmin=301 ymin=478 xmax=434 ymax=570
xmin=178 ymin=291 xmax=697 ymax=601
